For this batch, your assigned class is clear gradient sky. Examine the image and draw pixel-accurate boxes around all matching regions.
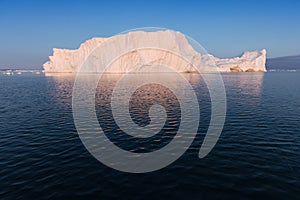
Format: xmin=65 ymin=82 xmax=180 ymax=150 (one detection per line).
xmin=1 ymin=0 xmax=300 ymax=69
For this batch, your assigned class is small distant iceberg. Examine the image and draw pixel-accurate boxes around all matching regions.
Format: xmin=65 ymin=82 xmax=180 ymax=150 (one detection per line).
xmin=5 ymin=70 xmax=13 ymax=75
xmin=43 ymin=30 xmax=267 ymax=73
xmin=0 ymin=69 xmax=44 ymax=75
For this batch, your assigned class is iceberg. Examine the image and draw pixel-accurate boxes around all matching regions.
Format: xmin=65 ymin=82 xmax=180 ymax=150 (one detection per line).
xmin=43 ymin=30 xmax=266 ymax=73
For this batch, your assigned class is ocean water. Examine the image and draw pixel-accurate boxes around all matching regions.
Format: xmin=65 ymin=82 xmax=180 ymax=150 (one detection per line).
xmin=0 ymin=72 xmax=299 ymax=199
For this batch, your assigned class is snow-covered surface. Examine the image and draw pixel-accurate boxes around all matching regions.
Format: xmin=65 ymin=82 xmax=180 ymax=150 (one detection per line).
xmin=204 ymin=49 xmax=266 ymax=72
xmin=43 ymin=30 xmax=266 ymax=73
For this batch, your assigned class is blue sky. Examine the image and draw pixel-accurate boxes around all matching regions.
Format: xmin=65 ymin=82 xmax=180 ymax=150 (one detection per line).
xmin=0 ymin=0 xmax=300 ymax=69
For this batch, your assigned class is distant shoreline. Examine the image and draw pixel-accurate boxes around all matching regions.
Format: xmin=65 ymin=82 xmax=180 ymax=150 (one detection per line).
xmin=1 ymin=69 xmax=300 ymax=76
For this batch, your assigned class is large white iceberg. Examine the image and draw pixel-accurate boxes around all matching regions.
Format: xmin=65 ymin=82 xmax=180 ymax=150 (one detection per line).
xmin=43 ymin=30 xmax=266 ymax=73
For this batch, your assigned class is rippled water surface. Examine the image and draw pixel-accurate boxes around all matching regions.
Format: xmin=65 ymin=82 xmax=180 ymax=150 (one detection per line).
xmin=0 ymin=72 xmax=299 ymax=199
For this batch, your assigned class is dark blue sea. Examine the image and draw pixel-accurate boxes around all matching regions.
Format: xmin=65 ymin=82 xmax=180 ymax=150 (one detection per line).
xmin=0 ymin=72 xmax=299 ymax=199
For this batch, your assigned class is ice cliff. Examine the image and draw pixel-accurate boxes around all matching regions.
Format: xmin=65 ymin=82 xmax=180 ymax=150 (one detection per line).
xmin=43 ymin=30 xmax=266 ymax=73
